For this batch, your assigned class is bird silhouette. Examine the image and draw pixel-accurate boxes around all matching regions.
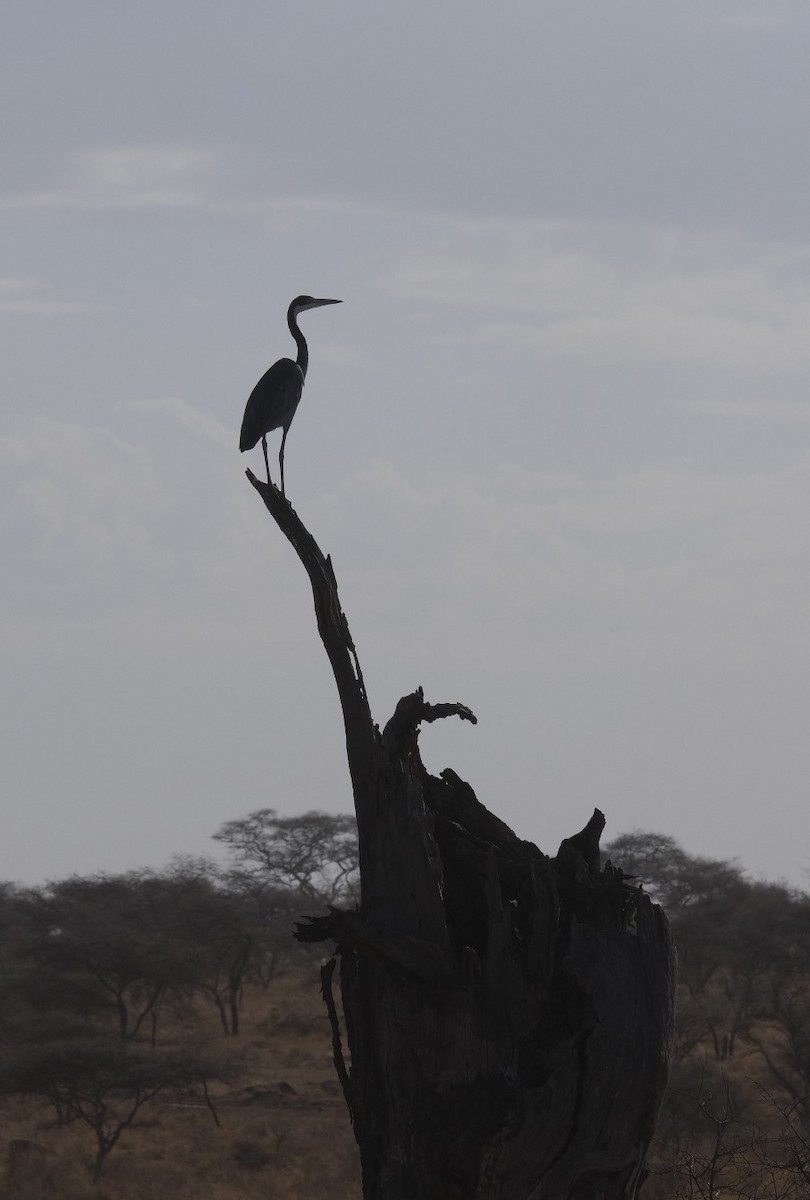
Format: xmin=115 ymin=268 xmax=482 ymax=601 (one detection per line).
xmin=240 ymin=295 xmax=341 ymax=495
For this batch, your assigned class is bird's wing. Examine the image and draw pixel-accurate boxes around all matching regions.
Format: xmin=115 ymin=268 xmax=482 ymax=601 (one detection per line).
xmin=239 ymin=358 xmax=304 ymax=451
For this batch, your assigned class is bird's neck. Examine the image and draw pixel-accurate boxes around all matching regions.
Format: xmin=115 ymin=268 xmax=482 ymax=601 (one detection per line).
xmin=288 ymin=314 xmax=309 ymax=378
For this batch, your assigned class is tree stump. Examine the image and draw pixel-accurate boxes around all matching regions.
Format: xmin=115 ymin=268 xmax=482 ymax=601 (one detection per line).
xmin=247 ymin=472 xmax=675 ymax=1199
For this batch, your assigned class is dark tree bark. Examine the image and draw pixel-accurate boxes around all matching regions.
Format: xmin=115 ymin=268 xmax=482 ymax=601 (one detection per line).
xmin=247 ymin=471 xmax=676 ymax=1200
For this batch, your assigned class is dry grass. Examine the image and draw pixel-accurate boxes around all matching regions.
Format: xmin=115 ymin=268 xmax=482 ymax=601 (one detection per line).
xmin=0 ymin=966 xmax=361 ymax=1199
xmin=4 ymin=965 xmax=803 ymax=1198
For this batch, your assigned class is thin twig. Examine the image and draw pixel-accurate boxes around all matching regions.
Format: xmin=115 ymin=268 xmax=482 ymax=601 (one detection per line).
xmin=320 ymin=957 xmax=354 ymax=1123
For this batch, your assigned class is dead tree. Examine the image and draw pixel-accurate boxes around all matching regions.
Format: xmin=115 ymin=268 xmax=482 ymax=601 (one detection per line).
xmin=246 ymin=470 xmax=675 ymax=1200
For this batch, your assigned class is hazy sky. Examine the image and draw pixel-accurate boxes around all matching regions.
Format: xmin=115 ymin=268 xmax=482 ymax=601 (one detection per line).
xmin=3 ymin=1 xmax=810 ymax=888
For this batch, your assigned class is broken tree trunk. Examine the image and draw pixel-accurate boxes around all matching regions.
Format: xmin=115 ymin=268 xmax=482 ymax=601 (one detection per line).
xmin=247 ymin=471 xmax=675 ymax=1200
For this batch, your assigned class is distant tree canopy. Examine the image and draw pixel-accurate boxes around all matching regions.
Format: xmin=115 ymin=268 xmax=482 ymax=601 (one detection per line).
xmin=599 ymin=832 xmax=810 ymax=1197
xmin=606 ymin=830 xmax=810 ymax=1128
xmin=213 ymin=808 xmax=359 ymax=906
xmin=603 ymin=830 xmax=749 ymax=914
xmin=3 ymin=863 xmax=309 ymax=1044
xmin=18 ymin=873 xmax=196 ymax=1041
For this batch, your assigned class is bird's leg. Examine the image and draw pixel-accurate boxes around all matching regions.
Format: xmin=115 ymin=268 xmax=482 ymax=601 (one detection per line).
xmin=279 ymin=427 xmax=288 ymax=498
xmin=262 ymin=436 xmax=271 ymax=488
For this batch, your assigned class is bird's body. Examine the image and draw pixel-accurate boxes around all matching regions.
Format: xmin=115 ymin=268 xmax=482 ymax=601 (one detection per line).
xmin=241 ymin=356 xmax=304 ymax=453
xmin=240 ymin=295 xmax=341 ymax=495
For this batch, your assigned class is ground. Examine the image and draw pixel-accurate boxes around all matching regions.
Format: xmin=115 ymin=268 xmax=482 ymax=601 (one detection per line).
xmin=0 ymin=966 xmax=361 ymax=1200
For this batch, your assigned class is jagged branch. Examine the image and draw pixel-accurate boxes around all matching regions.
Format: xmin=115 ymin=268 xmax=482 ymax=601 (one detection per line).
xmin=299 ymin=907 xmax=455 ymax=980
xmin=381 ymin=685 xmax=477 ymax=757
xmin=245 ymin=470 xmax=375 ymax=800
xmin=320 ymin=957 xmax=354 ymax=1121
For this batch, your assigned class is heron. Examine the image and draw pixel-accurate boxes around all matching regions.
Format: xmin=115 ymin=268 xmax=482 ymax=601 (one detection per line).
xmin=239 ymin=295 xmax=341 ymax=495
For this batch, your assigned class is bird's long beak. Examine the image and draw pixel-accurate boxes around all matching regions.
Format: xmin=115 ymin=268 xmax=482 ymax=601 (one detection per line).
xmin=307 ymin=298 xmax=341 ymax=309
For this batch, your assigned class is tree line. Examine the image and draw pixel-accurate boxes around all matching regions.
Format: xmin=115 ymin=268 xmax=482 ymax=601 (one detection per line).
xmin=2 ymin=811 xmax=809 ymax=1194
xmin=603 ymin=830 xmax=810 ymax=1198
xmin=0 ymin=809 xmax=357 ymax=1177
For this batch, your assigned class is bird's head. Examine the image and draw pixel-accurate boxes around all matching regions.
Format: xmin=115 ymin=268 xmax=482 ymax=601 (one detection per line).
xmin=289 ymin=295 xmax=342 ymax=317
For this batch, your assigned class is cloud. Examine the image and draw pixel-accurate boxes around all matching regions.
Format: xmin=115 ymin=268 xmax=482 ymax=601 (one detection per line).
xmin=385 ymin=219 xmax=810 ymax=377
xmin=0 ymin=400 xmax=288 ymax=649
xmin=0 ymin=277 xmax=106 ymax=315
xmin=696 ymin=4 xmax=810 ymax=33
xmin=0 ymin=147 xmax=219 ymax=212
xmin=8 ymin=392 xmax=808 ymax=680
xmin=310 ymin=452 xmax=810 ymax=681
xmin=0 ymin=147 xmax=377 ymax=228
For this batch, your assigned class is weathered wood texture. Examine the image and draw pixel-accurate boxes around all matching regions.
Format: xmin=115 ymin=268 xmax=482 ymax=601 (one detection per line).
xmin=248 ymin=472 xmax=675 ymax=1200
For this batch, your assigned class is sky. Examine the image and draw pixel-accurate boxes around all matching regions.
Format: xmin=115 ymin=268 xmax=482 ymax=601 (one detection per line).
xmin=2 ymin=1 xmax=810 ymax=889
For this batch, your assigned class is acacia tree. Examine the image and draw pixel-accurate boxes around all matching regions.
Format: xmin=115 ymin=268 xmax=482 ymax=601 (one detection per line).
xmin=747 ymin=898 xmax=810 ymax=1120
xmin=13 ymin=865 xmax=307 ymax=1045
xmin=168 ymin=880 xmax=258 ymax=1036
xmin=602 ymin=831 xmax=746 ymax=916
xmin=220 ymin=872 xmax=316 ymax=988
xmin=604 ymin=833 xmax=810 ymax=1068
xmin=0 ymin=1038 xmax=225 ymax=1178
xmin=19 ymin=874 xmax=188 ymax=1043
xmin=244 ymin=469 xmax=675 ymax=1200
xmin=214 ymin=808 xmax=359 ymax=905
